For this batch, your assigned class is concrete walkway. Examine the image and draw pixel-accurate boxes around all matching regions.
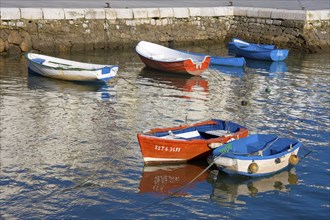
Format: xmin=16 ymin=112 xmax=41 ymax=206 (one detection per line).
xmin=1 ymin=0 xmax=329 ymax=10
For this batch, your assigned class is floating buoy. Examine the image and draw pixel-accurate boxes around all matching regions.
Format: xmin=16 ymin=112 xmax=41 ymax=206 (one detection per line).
xmin=289 ymin=154 xmax=299 ymax=165
xmin=265 ymin=87 xmax=271 ymax=93
xmin=248 ymin=162 xmax=259 ymax=173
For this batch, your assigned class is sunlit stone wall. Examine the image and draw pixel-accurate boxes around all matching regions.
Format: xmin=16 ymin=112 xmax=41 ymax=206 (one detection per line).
xmin=0 ymin=7 xmax=329 ymax=55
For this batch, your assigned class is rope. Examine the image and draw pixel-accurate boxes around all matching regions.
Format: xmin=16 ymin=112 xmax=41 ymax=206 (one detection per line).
xmin=58 ymin=135 xmax=137 ymax=193
xmin=117 ymin=75 xmax=139 ymax=89
xmin=208 ymin=65 xmax=226 ymax=81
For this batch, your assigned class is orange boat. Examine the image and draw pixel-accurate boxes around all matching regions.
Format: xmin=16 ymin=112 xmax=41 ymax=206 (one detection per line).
xmin=135 ymin=41 xmax=210 ymax=76
xmin=137 ymin=119 xmax=248 ymax=165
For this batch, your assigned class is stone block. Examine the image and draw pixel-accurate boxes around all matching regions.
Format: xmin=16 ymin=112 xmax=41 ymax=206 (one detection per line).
xmin=105 ymin=9 xmax=117 ymax=20
xmin=200 ymin=8 xmax=216 ymax=17
xmin=0 ymin=8 xmax=20 ymax=20
xmin=132 ymin=9 xmax=148 ymax=19
xmin=64 ymin=9 xmax=85 ymax=19
xmin=293 ymin=11 xmax=307 ymax=20
xmin=85 ymin=9 xmax=105 ymax=19
xmin=173 ymin=8 xmax=189 ymax=18
xmin=189 ymin=8 xmax=201 ymax=17
xmin=281 ymin=10 xmax=305 ymax=20
xmin=159 ymin=8 xmax=174 ymax=18
xmin=43 ymin=8 xmax=65 ymax=20
xmin=233 ymin=7 xmax=247 ymax=16
xmin=8 ymin=31 xmax=22 ymax=44
xmin=246 ymin=8 xmax=259 ymax=17
xmin=146 ymin=8 xmax=160 ymax=18
xmin=271 ymin=10 xmax=284 ymax=19
xmin=115 ymin=9 xmax=133 ymax=19
xmin=21 ymin=8 xmax=43 ymax=20
xmin=258 ymin=8 xmax=272 ymax=18
xmin=16 ymin=21 xmax=26 ymax=27
xmin=214 ymin=7 xmax=230 ymax=16
xmin=225 ymin=7 xmax=234 ymax=16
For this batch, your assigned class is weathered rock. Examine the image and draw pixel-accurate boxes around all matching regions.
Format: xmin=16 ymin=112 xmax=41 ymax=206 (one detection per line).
xmin=8 ymin=44 xmax=21 ymax=54
xmin=19 ymin=31 xmax=32 ymax=52
xmin=0 ymin=38 xmax=5 ymax=53
xmin=8 ymin=31 xmax=22 ymax=45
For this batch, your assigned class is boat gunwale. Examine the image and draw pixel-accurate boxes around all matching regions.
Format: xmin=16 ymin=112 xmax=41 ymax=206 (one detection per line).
xmin=25 ymin=52 xmax=118 ymax=72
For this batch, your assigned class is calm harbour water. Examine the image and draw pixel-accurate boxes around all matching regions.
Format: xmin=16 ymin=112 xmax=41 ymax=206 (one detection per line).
xmin=0 ymin=45 xmax=329 ymax=219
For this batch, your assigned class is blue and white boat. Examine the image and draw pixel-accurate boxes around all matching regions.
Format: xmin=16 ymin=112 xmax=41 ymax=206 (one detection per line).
xmin=228 ymin=38 xmax=289 ymax=61
xmin=209 ymin=134 xmax=301 ymax=177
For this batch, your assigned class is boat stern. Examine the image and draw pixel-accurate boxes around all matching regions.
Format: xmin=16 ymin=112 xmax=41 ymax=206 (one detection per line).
xmin=184 ymin=56 xmax=211 ymax=75
xmin=270 ymin=49 xmax=289 ymax=61
xmin=97 ymin=65 xmax=118 ymax=82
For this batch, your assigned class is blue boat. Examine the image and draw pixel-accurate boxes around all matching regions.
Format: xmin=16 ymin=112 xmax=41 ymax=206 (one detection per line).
xmin=228 ymin=41 xmax=275 ymax=53
xmin=179 ymin=50 xmax=246 ymax=67
xmin=209 ymin=134 xmax=301 ymax=177
xmin=228 ymin=38 xmax=289 ymax=61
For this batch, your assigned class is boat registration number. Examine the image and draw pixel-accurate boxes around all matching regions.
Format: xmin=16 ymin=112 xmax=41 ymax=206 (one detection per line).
xmin=154 ymin=145 xmax=181 ymax=152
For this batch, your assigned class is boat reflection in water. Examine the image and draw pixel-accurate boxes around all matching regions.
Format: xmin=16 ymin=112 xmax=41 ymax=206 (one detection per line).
xmin=209 ymin=168 xmax=298 ymax=205
xmin=138 ymin=67 xmax=209 ymax=94
xmin=246 ymin=59 xmax=288 ymax=73
xmin=27 ymin=69 xmax=117 ymax=101
xmin=139 ymin=163 xmax=209 ymax=196
xmin=209 ymin=65 xmax=245 ymax=78
xmin=138 ymin=68 xmax=210 ymax=121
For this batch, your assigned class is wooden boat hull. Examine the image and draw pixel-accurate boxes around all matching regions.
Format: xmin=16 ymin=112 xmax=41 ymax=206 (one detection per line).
xmin=25 ymin=53 xmax=118 ymax=82
xmin=229 ymin=38 xmax=289 ymax=61
xmin=137 ymin=119 xmax=248 ymax=165
xmin=135 ymin=41 xmax=210 ymax=76
xmin=137 ymin=54 xmax=210 ymax=75
xmin=211 ymin=134 xmax=302 ymax=177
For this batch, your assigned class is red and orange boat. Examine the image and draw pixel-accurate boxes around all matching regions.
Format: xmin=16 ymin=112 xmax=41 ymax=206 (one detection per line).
xmin=137 ymin=119 xmax=248 ymax=165
xmin=135 ymin=41 xmax=210 ymax=76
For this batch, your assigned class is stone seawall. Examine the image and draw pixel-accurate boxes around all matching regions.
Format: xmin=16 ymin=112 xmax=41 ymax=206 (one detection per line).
xmin=0 ymin=7 xmax=329 ymax=55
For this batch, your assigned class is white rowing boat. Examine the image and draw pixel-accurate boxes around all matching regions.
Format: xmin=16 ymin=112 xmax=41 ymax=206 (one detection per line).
xmin=25 ymin=53 xmax=118 ymax=82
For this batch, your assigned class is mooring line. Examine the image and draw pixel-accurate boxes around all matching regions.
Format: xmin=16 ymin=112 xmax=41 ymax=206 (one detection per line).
xmin=208 ymin=65 xmax=226 ymax=82
xmin=135 ymin=161 xmax=216 ymax=212
xmin=117 ymin=75 xmax=139 ymax=89
xmin=300 ymin=147 xmax=315 ymax=160
xmin=58 ymin=135 xmax=137 ymax=193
